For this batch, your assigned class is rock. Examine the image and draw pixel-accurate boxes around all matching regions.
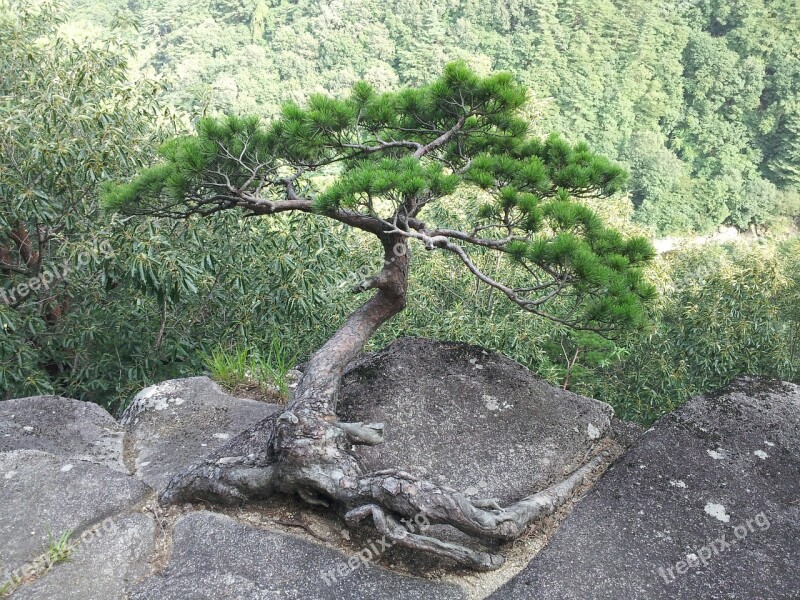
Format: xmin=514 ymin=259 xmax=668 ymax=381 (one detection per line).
xmin=12 ymin=514 xmax=156 ymax=600
xmin=129 ymin=511 xmax=465 ymax=600
xmin=0 ymin=396 xmax=127 ymax=472
xmin=0 ymin=450 xmax=151 ymax=574
xmin=120 ymin=376 xmax=281 ymax=492
xmin=339 ymin=338 xmax=613 ymax=503
xmin=489 ymin=377 xmax=800 ymax=600
xmin=610 ymin=416 xmax=645 ymax=448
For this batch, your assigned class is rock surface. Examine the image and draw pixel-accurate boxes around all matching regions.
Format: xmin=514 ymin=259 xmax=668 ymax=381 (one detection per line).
xmin=489 ymin=377 xmax=800 ymax=600
xmin=339 ymin=337 xmax=613 ymax=503
xmin=129 ymin=511 xmax=465 ymax=600
xmin=120 ymin=376 xmax=281 ymax=492
xmin=0 ymin=396 xmax=127 ymax=472
xmin=0 ymin=450 xmax=150 ymax=574
xmin=13 ymin=514 xmax=156 ymax=600
xmin=5 ymin=348 xmax=797 ymax=599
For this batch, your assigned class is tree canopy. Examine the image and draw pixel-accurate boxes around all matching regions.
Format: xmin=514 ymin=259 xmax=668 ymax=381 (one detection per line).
xmin=104 ymin=63 xmax=656 ymax=333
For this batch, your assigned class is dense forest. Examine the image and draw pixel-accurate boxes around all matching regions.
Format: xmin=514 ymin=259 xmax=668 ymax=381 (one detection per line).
xmin=70 ymin=0 xmax=800 ymax=234
xmin=1 ymin=0 xmax=799 ymax=424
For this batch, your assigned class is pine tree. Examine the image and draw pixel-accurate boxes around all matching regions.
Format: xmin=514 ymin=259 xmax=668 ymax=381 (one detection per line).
xmin=104 ymin=63 xmax=655 ymax=571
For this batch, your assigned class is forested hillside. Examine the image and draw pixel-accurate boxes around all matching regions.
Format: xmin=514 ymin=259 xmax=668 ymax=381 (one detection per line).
xmin=2 ymin=1 xmax=799 ymax=424
xmin=69 ymin=0 xmax=800 ymax=234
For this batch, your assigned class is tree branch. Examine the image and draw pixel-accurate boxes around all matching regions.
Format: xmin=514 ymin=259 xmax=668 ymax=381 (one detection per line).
xmin=0 ymin=261 xmax=30 ymax=275
xmin=381 ymin=224 xmax=599 ymax=329
xmin=339 ymin=140 xmax=423 ymax=154
xmin=243 ymin=195 xmax=385 ymax=236
xmin=413 ymin=114 xmax=467 ymax=158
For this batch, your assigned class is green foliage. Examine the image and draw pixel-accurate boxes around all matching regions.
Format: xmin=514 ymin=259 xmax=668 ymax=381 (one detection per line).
xmin=6 ymin=0 xmax=800 ymax=427
xmin=540 ymin=331 xmax=623 ymax=391
xmin=105 ymin=64 xmax=655 ymax=333
xmin=0 ymin=0 xmax=170 ymax=400
xmin=68 ymin=0 xmax=800 ymax=234
xmin=45 ymin=528 xmax=75 ymax=564
xmin=566 ymin=241 xmax=800 ymax=423
xmin=201 ymin=336 xmax=295 ymax=401
xmin=0 ymin=526 xmax=76 ymax=595
xmin=1 ymin=2 xmax=351 ymax=407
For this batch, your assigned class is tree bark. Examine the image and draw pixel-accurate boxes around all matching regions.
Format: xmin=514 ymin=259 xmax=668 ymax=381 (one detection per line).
xmin=159 ymin=233 xmax=609 ymax=570
xmin=292 ymin=234 xmax=409 ymax=414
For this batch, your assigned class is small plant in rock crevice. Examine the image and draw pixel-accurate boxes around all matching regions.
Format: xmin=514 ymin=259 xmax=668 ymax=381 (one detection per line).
xmin=202 ymin=336 xmax=296 ymax=403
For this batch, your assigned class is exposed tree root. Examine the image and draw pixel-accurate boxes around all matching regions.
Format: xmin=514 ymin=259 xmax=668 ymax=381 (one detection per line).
xmin=160 ymin=404 xmax=609 ymax=570
xmin=345 ymin=503 xmax=504 ymax=572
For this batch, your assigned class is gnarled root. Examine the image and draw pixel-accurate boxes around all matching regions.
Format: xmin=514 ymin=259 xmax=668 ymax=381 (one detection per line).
xmin=345 ymin=503 xmax=504 ymax=572
xmin=159 ymin=408 xmax=609 ymax=571
xmin=351 ymin=450 xmax=610 ymax=543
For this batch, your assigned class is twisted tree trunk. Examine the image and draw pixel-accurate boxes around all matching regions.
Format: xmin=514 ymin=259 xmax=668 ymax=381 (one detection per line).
xmin=160 ymin=234 xmax=608 ymax=570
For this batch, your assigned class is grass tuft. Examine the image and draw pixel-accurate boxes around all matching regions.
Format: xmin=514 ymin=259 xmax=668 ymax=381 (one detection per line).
xmin=202 ymin=335 xmax=296 ymax=403
xmin=45 ymin=528 xmax=75 ymax=565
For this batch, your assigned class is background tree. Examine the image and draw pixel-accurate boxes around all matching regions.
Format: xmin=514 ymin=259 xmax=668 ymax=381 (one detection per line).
xmin=104 ymin=63 xmax=655 ymax=570
xmin=0 ymin=1 xmax=167 ymax=396
xmin=586 ymin=240 xmax=800 ymax=422
xmin=0 ymin=1 xmax=344 ymax=405
xmin=68 ymin=0 xmax=800 ymax=235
